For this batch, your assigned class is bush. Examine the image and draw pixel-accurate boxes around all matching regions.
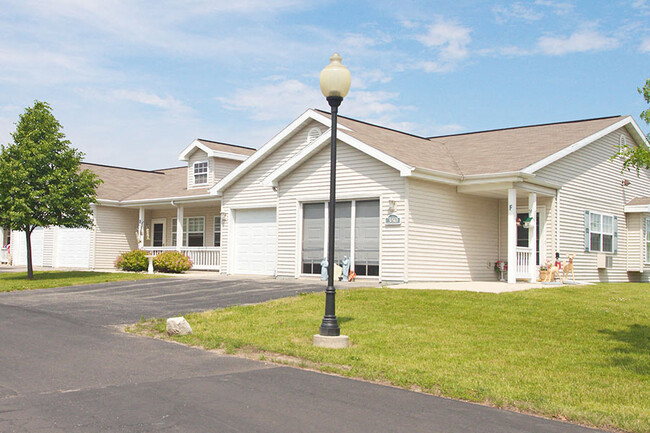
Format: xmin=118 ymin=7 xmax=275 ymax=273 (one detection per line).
xmin=115 ymin=249 xmax=148 ymax=272
xmin=153 ymin=251 xmax=192 ymax=273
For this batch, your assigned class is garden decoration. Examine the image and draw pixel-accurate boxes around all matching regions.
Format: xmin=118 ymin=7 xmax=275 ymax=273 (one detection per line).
xmin=562 ymin=253 xmax=576 ymax=283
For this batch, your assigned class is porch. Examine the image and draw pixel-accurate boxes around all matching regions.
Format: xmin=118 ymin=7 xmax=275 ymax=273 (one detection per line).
xmin=457 ymin=179 xmax=558 ymax=283
xmin=130 ymin=198 xmax=222 ymax=271
xmin=142 ymin=246 xmax=220 ymax=271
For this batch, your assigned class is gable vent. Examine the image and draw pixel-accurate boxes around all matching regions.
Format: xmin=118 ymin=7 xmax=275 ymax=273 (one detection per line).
xmin=307 ymin=127 xmax=322 ymax=144
xmin=619 ymin=134 xmax=627 ymax=150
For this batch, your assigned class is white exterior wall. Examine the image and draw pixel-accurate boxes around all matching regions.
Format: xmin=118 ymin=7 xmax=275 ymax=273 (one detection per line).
xmin=93 ymin=206 xmax=139 ymax=269
xmin=534 ymin=127 xmax=650 ymax=282
xmin=221 ymin=120 xmax=324 ymax=274
xmin=277 ymin=141 xmax=406 ymax=281
xmin=407 ymin=179 xmax=499 ymax=281
xmin=213 ymin=157 xmax=242 ymax=182
xmin=626 ymin=213 xmax=643 ymax=272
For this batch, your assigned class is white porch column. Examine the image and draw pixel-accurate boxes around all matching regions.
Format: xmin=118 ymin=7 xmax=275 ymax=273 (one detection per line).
xmin=528 ymin=192 xmax=537 ymax=283
xmin=138 ymin=207 xmax=145 ymax=249
xmin=507 ymin=188 xmax=517 ymax=284
xmin=176 ymin=205 xmax=184 ymax=251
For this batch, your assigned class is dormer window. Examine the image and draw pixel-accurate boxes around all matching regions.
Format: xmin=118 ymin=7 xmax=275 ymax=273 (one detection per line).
xmin=194 ymin=161 xmax=208 ymax=185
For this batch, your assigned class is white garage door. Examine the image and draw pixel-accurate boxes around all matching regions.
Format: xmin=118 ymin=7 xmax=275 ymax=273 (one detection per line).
xmin=234 ymin=208 xmax=277 ymax=275
xmin=57 ymin=227 xmax=91 ymax=268
xmin=12 ymin=228 xmax=44 ymax=266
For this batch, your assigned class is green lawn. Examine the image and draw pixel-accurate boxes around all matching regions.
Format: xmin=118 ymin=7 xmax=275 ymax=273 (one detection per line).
xmin=0 ymin=270 xmax=164 ymax=292
xmin=131 ymin=284 xmax=650 ymax=433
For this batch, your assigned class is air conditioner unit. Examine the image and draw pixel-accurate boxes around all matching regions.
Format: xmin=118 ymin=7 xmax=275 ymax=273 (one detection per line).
xmin=597 ymin=254 xmax=613 ymax=269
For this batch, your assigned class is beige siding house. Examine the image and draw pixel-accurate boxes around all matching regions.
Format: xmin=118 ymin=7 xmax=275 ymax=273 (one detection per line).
xmin=11 ymin=108 xmax=650 ymax=284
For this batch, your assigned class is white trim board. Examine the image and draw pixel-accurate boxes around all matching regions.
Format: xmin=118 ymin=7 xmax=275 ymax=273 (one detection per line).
xmin=263 ymin=129 xmax=413 ymax=187
xmin=210 ymin=109 xmax=354 ymax=196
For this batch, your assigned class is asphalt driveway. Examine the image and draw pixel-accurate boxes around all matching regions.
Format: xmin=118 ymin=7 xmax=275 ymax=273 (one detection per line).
xmin=0 ymin=278 xmax=605 ymax=432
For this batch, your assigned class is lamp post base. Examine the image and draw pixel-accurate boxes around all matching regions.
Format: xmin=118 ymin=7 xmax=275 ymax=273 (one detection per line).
xmin=313 ymin=334 xmax=350 ymax=349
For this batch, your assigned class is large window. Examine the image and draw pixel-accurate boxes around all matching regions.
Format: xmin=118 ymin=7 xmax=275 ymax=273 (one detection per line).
xmin=171 ymin=217 xmax=205 ymax=247
xmin=193 ymin=161 xmax=208 ymax=185
xmin=214 ymin=216 xmax=221 ymax=247
xmin=588 ymin=212 xmax=614 ymax=253
xmin=301 ymin=200 xmax=379 ymax=277
xmin=302 ymin=203 xmax=325 ymax=274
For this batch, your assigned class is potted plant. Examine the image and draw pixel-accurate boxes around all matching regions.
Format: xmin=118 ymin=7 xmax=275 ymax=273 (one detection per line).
xmin=539 ymin=264 xmax=549 ymax=282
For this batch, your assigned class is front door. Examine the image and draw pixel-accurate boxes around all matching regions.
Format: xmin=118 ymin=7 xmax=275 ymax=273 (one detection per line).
xmin=152 ymin=219 xmax=166 ymax=247
xmin=517 ymin=212 xmax=540 ymax=265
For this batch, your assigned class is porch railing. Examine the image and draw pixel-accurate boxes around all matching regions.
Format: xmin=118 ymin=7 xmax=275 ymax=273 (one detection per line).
xmin=0 ymin=247 xmax=8 ymax=264
xmin=142 ymin=247 xmax=220 ymax=271
xmin=515 ymin=247 xmax=533 ymax=279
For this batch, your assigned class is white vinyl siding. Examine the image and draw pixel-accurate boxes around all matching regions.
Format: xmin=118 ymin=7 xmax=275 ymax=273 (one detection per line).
xmin=93 ymin=206 xmax=139 ymax=269
xmin=213 ymin=158 xmax=242 ymax=182
xmin=535 ymin=127 xmax=650 ymax=282
xmin=408 ymin=178 xmax=499 ymax=281
xmin=221 ymin=120 xmax=324 ymax=274
xmin=277 ymin=141 xmax=405 ymax=281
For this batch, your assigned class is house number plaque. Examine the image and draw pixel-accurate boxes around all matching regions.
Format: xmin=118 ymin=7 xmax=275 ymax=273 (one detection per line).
xmin=385 ymin=213 xmax=401 ymax=225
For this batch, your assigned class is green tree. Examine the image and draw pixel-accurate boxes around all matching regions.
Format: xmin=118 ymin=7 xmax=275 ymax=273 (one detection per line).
xmin=0 ymin=101 xmax=101 ymax=279
xmin=616 ymin=79 xmax=650 ymax=172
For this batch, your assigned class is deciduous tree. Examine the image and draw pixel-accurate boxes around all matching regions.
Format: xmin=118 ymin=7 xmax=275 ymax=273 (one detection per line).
xmin=0 ymin=101 xmax=101 ymax=279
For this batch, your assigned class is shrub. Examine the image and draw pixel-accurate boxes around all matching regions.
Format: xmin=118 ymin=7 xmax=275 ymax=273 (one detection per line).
xmin=153 ymin=251 xmax=192 ymax=273
xmin=114 ymin=249 xmax=149 ymax=272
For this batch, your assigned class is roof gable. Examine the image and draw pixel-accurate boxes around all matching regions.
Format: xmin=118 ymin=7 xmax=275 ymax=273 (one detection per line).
xmin=209 ymin=109 xmax=336 ymax=195
xmin=263 ymin=129 xmax=413 ymax=187
xmin=179 ymin=139 xmax=255 ymax=162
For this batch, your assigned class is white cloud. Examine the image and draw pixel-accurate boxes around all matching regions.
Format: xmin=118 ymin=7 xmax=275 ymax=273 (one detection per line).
xmin=112 ymin=90 xmax=193 ymax=114
xmin=641 ymin=38 xmax=650 ymax=52
xmin=217 ymin=78 xmax=322 ymax=121
xmin=493 ymin=3 xmax=544 ymax=24
xmin=412 ymin=18 xmax=472 ymax=73
xmin=416 ymin=19 xmax=472 ymax=62
xmin=537 ymin=28 xmax=619 ymax=55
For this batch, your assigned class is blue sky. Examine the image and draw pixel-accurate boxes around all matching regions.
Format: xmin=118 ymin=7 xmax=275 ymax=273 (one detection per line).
xmin=1 ymin=0 xmax=649 ymax=170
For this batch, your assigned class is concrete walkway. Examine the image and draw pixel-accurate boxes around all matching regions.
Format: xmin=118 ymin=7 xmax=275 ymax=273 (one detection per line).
xmin=387 ymin=280 xmax=586 ymax=293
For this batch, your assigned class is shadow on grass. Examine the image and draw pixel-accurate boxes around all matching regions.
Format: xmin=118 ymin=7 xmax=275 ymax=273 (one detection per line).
xmin=1 ymin=271 xmax=108 ymax=281
xmin=338 ymin=316 xmax=354 ymax=324
xmin=600 ymin=324 xmax=650 ymax=375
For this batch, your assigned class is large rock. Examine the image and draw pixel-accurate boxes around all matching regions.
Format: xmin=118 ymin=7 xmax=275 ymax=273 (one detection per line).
xmin=166 ymin=317 xmax=192 ymax=336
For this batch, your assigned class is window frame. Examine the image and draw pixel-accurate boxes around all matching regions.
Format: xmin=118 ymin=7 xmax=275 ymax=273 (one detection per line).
xmin=214 ymin=216 xmax=221 ymax=247
xmin=171 ymin=216 xmax=205 ymax=247
xmin=193 ymin=161 xmax=208 ymax=185
xmin=589 ymin=211 xmax=615 ymax=253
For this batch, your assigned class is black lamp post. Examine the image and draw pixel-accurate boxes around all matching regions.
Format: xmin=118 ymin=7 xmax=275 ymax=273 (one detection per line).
xmin=318 ymin=53 xmax=351 ymax=337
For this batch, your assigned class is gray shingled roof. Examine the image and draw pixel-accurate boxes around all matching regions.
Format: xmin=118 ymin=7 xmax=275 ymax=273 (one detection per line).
xmin=196 ymin=139 xmax=257 ymax=157
xmin=322 ymin=111 xmax=626 ymax=177
xmin=83 ymin=164 xmax=211 ymax=202
xmin=626 ymin=197 xmax=650 ymax=206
